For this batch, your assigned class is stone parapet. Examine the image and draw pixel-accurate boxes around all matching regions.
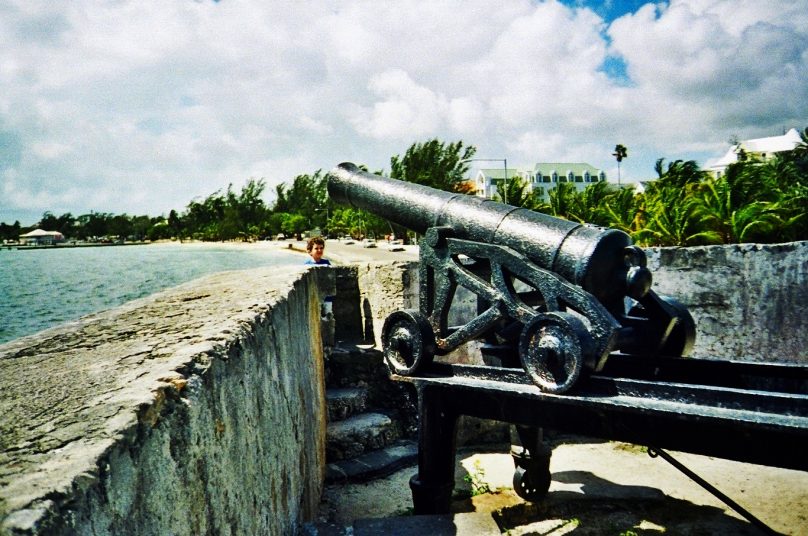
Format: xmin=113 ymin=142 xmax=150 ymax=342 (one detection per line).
xmin=646 ymin=240 xmax=807 ymax=362
xmin=0 ymin=265 xmax=332 ymax=535
xmin=344 ymin=241 xmax=808 ymax=363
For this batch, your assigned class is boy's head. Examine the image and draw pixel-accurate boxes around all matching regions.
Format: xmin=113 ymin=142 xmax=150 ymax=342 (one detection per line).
xmin=307 ymin=236 xmax=325 ymax=261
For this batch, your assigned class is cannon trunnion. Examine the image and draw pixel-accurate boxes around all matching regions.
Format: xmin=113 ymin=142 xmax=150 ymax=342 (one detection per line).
xmin=328 ymin=162 xmax=694 ymax=393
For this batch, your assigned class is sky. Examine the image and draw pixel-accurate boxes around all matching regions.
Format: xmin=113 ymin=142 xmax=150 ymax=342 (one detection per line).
xmin=1 ymin=0 xmax=806 ymax=226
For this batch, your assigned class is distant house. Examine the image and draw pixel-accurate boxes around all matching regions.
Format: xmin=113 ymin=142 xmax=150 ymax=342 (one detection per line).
xmin=705 ymin=128 xmax=803 ymax=178
xmin=472 ymin=162 xmax=607 ymax=201
xmin=19 ymin=229 xmax=65 ymax=245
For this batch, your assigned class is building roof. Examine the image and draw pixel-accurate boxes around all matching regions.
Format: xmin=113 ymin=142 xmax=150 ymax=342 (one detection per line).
xmin=20 ymin=229 xmax=63 ymax=238
xmin=478 ymin=168 xmax=513 ymax=179
xmin=533 ymin=163 xmax=603 ymax=176
xmin=706 ymin=128 xmax=803 ymax=171
xmin=478 ymin=162 xmax=604 ymax=179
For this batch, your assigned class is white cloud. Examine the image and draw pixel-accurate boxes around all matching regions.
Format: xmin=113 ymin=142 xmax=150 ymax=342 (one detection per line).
xmin=0 ymin=0 xmax=805 ymax=225
xmin=608 ymin=0 xmax=808 ymax=136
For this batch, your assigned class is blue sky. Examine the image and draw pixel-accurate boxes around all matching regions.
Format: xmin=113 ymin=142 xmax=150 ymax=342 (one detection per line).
xmin=561 ymin=0 xmax=653 ymax=22
xmin=1 ymin=0 xmax=806 ymax=226
xmin=561 ymin=0 xmax=653 ymax=84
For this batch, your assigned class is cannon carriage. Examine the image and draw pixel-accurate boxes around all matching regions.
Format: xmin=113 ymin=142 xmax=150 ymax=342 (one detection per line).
xmin=328 ymin=162 xmax=695 ymax=393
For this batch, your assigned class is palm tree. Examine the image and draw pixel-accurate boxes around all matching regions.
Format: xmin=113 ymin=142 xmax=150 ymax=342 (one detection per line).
xmin=602 ymin=186 xmax=644 ymax=236
xmin=613 ymin=144 xmax=628 ymax=185
xmin=655 ymin=159 xmax=707 ymax=189
xmin=634 ymin=185 xmax=709 ymax=246
xmin=690 ymin=178 xmax=781 ymax=244
xmin=575 ymin=181 xmax=613 ymax=226
xmin=495 ymin=175 xmax=530 ymax=207
xmin=547 ymin=182 xmax=580 ymax=221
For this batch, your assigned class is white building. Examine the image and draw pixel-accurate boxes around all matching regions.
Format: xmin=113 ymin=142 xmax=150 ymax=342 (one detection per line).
xmin=19 ymin=229 xmax=65 ymax=245
xmin=472 ymin=163 xmax=607 ymax=201
xmin=705 ymin=128 xmax=803 ymax=178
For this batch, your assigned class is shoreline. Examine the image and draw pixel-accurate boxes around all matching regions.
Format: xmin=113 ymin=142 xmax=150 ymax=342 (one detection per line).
xmin=3 ymin=237 xmax=421 ymax=264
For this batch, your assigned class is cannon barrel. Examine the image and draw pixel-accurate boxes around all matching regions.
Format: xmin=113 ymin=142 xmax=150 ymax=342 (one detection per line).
xmin=328 ymin=162 xmax=651 ymax=311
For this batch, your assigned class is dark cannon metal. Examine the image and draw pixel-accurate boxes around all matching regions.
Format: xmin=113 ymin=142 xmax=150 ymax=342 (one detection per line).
xmin=327 ymin=163 xmax=808 ymax=529
xmin=328 ymin=162 xmax=695 ymax=392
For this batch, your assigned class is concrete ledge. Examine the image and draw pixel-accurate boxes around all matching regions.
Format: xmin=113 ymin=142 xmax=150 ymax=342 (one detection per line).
xmin=0 ymin=265 xmax=332 ymax=535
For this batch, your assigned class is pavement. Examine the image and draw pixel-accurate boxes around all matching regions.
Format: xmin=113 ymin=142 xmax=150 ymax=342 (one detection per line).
xmin=319 ymin=435 xmax=808 ymax=535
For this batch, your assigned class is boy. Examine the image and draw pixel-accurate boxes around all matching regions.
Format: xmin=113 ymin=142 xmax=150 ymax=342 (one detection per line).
xmin=305 ymin=236 xmax=331 ymax=265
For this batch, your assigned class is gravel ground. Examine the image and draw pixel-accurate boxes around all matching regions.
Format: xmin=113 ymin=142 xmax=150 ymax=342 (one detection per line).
xmin=320 ymin=436 xmax=808 ymax=535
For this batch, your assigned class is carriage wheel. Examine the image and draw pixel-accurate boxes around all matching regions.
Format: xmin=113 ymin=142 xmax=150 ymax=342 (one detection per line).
xmin=381 ymin=309 xmax=436 ymax=375
xmin=519 ymin=312 xmax=590 ymax=393
xmin=512 ymin=465 xmax=551 ymax=502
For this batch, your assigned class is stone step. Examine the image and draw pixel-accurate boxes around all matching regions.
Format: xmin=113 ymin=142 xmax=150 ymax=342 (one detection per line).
xmin=326 ymin=346 xmax=388 ymax=388
xmin=301 ymin=512 xmax=501 ymax=536
xmin=326 ymin=412 xmax=403 ymax=462
xmin=325 ymin=439 xmax=417 ymax=484
xmin=326 ymin=387 xmax=368 ymax=422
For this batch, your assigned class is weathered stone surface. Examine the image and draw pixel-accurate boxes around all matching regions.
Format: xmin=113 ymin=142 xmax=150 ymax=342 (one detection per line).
xmin=353 ymin=262 xmax=419 ymax=348
xmin=0 ymin=265 xmax=331 ymax=535
xmin=646 ymin=241 xmax=807 ymax=361
xmin=326 ymin=387 xmax=368 ymax=422
xmin=325 ymin=413 xmax=402 ymax=461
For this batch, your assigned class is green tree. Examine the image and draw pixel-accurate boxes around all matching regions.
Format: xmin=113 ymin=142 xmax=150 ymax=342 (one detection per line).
xmin=167 ymin=210 xmax=181 ymax=238
xmin=547 ymin=182 xmax=580 ymax=220
xmin=271 ymin=171 xmax=329 ymax=236
xmin=654 ymin=158 xmax=707 ymax=189
xmin=634 ymin=186 xmax=708 ymax=246
xmin=0 ymin=221 xmax=21 ymax=242
xmin=389 ymin=139 xmax=476 ymax=193
xmin=495 ymin=175 xmax=531 ymax=207
xmin=602 ymin=186 xmax=644 ymax=236
xmin=574 ymin=181 xmax=614 ymax=226
xmin=281 ymin=213 xmax=308 ymax=240
xmin=38 ymin=211 xmax=59 ymax=231
xmin=691 ymin=177 xmax=781 ymax=244
xmin=130 ymin=215 xmax=152 ymax=241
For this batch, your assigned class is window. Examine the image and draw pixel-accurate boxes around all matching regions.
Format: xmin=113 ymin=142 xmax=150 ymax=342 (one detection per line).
xmin=575 ymin=175 xmax=583 ymax=182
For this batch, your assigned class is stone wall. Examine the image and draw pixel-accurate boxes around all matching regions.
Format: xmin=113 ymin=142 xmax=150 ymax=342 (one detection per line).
xmin=349 ymin=241 xmax=808 ymax=363
xmin=645 ymin=240 xmax=808 ymax=362
xmin=0 ymin=266 xmax=333 ymax=536
xmin=333 ymin=262 xmax=419 ymax=347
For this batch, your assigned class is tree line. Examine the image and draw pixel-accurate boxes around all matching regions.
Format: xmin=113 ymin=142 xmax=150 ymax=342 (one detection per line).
xmin=499 ymin=142 xmax=807 ymax=246
xmin=1 ymin=132 xmax=805 ymax=246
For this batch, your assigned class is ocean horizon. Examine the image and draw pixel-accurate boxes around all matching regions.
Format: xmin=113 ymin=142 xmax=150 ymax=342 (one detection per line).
xmin=0 ymin=241 xmax=302 ymax=345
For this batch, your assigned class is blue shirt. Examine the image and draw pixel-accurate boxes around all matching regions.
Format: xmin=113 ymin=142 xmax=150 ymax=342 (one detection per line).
xmin=305 ymin=258 xmax=331 ymax=265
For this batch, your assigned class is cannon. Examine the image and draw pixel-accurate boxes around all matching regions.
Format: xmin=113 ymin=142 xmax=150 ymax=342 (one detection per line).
xmin=328 ymin=162 xmax=695 ymax=393
xmin=327 ymin=163 xmax=808 ymax=526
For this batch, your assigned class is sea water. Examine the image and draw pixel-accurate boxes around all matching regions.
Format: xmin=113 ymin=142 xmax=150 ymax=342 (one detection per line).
xmin=0 ymin=242 xmax=301 ymax=345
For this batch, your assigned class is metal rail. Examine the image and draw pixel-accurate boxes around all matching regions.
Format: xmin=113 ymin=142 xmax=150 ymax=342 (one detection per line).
xmin=400 ymin=356 xmax=808 ymax=472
